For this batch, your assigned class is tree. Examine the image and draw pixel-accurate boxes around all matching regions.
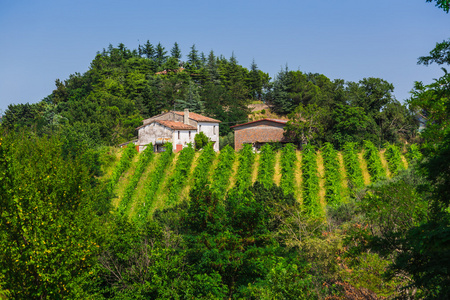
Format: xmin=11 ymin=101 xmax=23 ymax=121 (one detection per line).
xmin=155 ymin=42 xmax=167 ymax=67
xmin=426 ymin=0 xmax=450 ymax=12
xmin=0 ymin=132 xmax=102 ymax=299
xmin=175 ymin=80 xmax=204 ymax=113
xmin=194 ymin=131 xmax=209 ymax=150
xmin=418 ymin=39 xmax=450 ymax=66
xmin=170 ymin=42 xmax=182 ymax=60
xmin=284 ymin=103 xmax=328 ymax=147
xmin=187 ymin=44 xmax=201 ymax=70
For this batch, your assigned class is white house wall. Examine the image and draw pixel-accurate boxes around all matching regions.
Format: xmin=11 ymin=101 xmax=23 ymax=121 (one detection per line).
xmin=198 ymin=122 xmax=220 ymax=152
xmin=172 ymin=130 xmax=196 ymax=150
xmin=138 ymin=123 xmax=173 ymax=152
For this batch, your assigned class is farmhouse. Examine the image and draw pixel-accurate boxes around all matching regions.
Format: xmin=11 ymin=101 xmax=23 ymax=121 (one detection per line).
xmin=136 ymin=109 xmax=221 ymax=152
xmin=231 ymin=118 xmax=288 ymax=151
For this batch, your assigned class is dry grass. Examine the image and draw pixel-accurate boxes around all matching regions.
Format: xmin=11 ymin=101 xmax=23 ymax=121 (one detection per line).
xmin=337 ymin=152 xmax=349 ymax=198
xmin=227 ymin=153 xmax=240 ymax=190
xmin=273 ymin=151 xmax=282 ymax=185
xmin=401 ymin=154 xmax=409 ymax=169
xmin=379 ymin=149 xmax=391 ymax=178
xmin=252 ymin=153 xmax=260 ymax=184
xmin=316 ymin=151 xmax=326 ymax=209
xmin=359 ymin=151 xmax=371 ymax=186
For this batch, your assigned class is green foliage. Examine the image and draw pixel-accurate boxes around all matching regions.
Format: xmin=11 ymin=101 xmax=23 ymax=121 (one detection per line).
xmin=280 ymin=143 xmax=297 ymax=196
xmin=235 ymin=143 xmax=256 ymax=192
xmin=363 ymin=140 xmax=385 ymax=182
xmin=194 ymin=131 xmax=209 ymax=150
xmin=321 ymin=142 xmax=343 ymax=206
xmin=104 ymin=143 xmax=138 ymax=202
xmin=384 ymin=143 xmax=404 ymax=176
xmin=0 ymin=133 xmax=101 ymax=299
xmin=301 ymin=145 xmax=322 ymax=216
xmin=257 ymin=143 xmax=275 ymax=188
xmin=210 ymin=144 xmax=235 ymax=198
xmin=166 ymin=144 xmax=195 ymax=205
xmin=406 ymin=144 xmax=423 ymax=163
xmin=192 ymin=143 xmax=216 ymax=186
xmin=342 ymin=142 xmax=364 ymax=193
xmin=134 ymin=143 xmax=173 ymax=225
xmin=117 ymin=145 xmax=154 ymax=215
xmin=285 ymin=103 xmax=328 ymax=146
xmin=426 ymin=0 xmax=450 ymax=12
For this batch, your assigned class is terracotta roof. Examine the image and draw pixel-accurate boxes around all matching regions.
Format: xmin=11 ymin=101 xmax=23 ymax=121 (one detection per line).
xmin=173 ymin=111 xmax=221 ymax=123
xmin=137 ymin=120 xmax=197 ymax=131
xmin=231 ymin=118 xmax=288 ymax=129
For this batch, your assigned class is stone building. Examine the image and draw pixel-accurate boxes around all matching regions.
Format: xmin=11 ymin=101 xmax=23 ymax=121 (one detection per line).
xmin=231 ymin=119 xmax=288 ymax=151
xmin=136 ymin=109 xmax=221 ymax=152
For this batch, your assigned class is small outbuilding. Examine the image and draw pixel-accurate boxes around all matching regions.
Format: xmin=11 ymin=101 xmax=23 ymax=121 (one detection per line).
xmin=231 ymin=118 xmax=288 ymax=151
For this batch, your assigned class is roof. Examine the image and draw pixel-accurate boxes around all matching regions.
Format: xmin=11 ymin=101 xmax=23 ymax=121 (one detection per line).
xmin=173 ymin=111 xmax=221 ymax=123
xmin=137 ymin=120 xmax=197 ymax=131
xmin=230 ymin=118 xmax=288 ymax=129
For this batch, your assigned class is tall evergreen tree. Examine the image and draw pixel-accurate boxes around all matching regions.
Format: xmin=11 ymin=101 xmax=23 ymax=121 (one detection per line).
xmin=170 ymin=42 xmax=182 ymax=60
xmin=155 ymin=42 xmax=167 ymax=67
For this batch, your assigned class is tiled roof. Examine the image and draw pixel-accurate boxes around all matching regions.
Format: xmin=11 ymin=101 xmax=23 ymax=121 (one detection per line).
xmin=173 ymin=111 xmax=221 ymax=123
xmin=137 ymin=120 xmax=197 ymax=131
xmin=231 ymin=118 xmax=288 ymax=128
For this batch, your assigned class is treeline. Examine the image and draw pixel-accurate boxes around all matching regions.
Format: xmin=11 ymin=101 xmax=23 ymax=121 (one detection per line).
xmin=2 ymin=41 xmax=417 ymax=149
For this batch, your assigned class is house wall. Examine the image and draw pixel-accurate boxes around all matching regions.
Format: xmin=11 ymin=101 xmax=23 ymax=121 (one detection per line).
xmin=172 ymin=130 xmax=196 ymax=152
xmin=233 ymin=121 xmax=286 ymax=151
xmin=137 ymin=123 xmax=173 ymax=152
xmin=198 ymin=122 xmax=220 ymax=152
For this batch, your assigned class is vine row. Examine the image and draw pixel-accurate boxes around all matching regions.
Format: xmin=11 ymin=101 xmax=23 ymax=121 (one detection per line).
xmin=210 ymin=145 xmax=236 ymax=198
xmin=342 ymin=142 xmax=364 ymax=194
xmin=301 ymin=145 xmax=322 ymax=216
xmin=384 ymin=143 xmax=404 ymax=176
xmin=257 ymin=144 xmax=275 ymax=188
xmin=235 ymin=143 xmax=256 ymax=192
xmin=363 ymin=140 xmax=385 ymax=182
xmin=166 ymin=144 xmax=195 ymax=205
xmin=321 ymin=142 xmax=343 ymax=206
xmin=280 ymin=143 xmax=297 ymax=196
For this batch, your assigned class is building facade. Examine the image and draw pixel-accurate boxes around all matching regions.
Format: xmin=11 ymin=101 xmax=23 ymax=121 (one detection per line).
xmin=136 ymin=109 xmax=221 ymax=152
xmin=231 ymin=119 xmax=288 ymax=151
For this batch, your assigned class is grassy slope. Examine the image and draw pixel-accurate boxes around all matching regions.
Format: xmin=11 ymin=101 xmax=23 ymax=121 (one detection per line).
xmin=103 ymin=146 xmax=410 ymax=218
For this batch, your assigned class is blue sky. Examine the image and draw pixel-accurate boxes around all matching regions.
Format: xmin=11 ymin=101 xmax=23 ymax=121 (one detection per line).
xmin=0 ymin=0 xmax=449 ymax=113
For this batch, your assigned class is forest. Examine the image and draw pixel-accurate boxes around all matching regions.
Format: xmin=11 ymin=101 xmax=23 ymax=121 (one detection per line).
xmin=1 ymin=1 xmax=450 ymax=299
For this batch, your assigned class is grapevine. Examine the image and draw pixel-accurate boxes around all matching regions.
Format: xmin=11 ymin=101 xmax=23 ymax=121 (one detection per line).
xmin=134 ymin=143 xmax=174 ymax=225
xmin=342 ymin=142 xmax=364 ymax=194
xmin=210 ymin=145 xmax=236 ymax=198
xmin=235 ymin=143 xmax=256 ymax=192
xmin=384 ymin=143 xmax=404 ymax=176
xmin=117 ymin=145 xmax=154 ymax=214
xmin=166 ymin=144 xmax=195 ymax=205
xmin=280 ymin=143 xmax=297 ymax=196
xmin=363 ymin=140 xmax=385 ymax=182
xmin=301 ymin=144 xmax=322 ymax=216
xmin=321 ymin=142 xmax=343 ymax=206
xmin=257 ymin=143 xmax=275 ymax=188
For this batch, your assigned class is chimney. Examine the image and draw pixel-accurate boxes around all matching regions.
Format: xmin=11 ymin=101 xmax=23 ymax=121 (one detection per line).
xmin=184 ymin=109 xmax=189 ymax=125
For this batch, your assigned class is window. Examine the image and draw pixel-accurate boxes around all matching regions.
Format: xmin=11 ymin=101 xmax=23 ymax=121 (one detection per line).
xmin=199 ymin=125 xmax=202 ymax=132
xmin=189 ymin=131 xmax=191 ymax=139
xmin=213 ymin=126 xmax=216 ymax=135
xmin=178 ymin=131 xmax=180 ymax=139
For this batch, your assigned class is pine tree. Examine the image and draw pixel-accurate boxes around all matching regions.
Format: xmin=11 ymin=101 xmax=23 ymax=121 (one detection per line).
xmin=170 ymin=42 xmax=182 ymax=60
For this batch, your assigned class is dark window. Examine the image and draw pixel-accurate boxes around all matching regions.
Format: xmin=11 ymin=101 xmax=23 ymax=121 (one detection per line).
xmin=178 ymin=131 xmax=180 ymax=139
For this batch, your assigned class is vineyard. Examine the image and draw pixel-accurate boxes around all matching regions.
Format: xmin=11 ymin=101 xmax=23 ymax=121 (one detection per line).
xmin=105 ymin=142 xmax=414 ymax=223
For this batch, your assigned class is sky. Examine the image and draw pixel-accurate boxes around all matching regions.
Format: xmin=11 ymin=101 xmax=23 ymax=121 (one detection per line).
xmin=0 ymin=0 xmax=449 ymax=114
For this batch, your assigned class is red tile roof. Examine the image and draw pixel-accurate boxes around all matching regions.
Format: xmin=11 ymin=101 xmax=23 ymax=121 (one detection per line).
xmin=173 ymin=111 xmax=221 ymax=123
xmin=230 ymin=118 xmax=288 ymax=128
xmin=136 ymin=120 xmax=197 ymax=131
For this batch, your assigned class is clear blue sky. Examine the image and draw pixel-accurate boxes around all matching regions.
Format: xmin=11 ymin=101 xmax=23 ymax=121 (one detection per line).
xmin=0 ymin=0 xmax=449 ymax=113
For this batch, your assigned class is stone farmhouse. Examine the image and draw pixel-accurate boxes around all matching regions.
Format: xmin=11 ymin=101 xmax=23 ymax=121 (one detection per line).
xmin=231 ymin=119 xmax=288 ymax=151
xmin=136 ymin=109 xmax=221 ymax=152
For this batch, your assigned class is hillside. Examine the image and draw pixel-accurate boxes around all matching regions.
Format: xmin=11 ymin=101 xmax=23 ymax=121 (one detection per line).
xmin=104 ymin=141 xmax=416 ymax=221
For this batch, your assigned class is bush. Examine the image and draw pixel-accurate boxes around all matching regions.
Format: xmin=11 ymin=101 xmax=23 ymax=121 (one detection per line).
xmin=195 ymin=131 xmax=209 ymax=150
